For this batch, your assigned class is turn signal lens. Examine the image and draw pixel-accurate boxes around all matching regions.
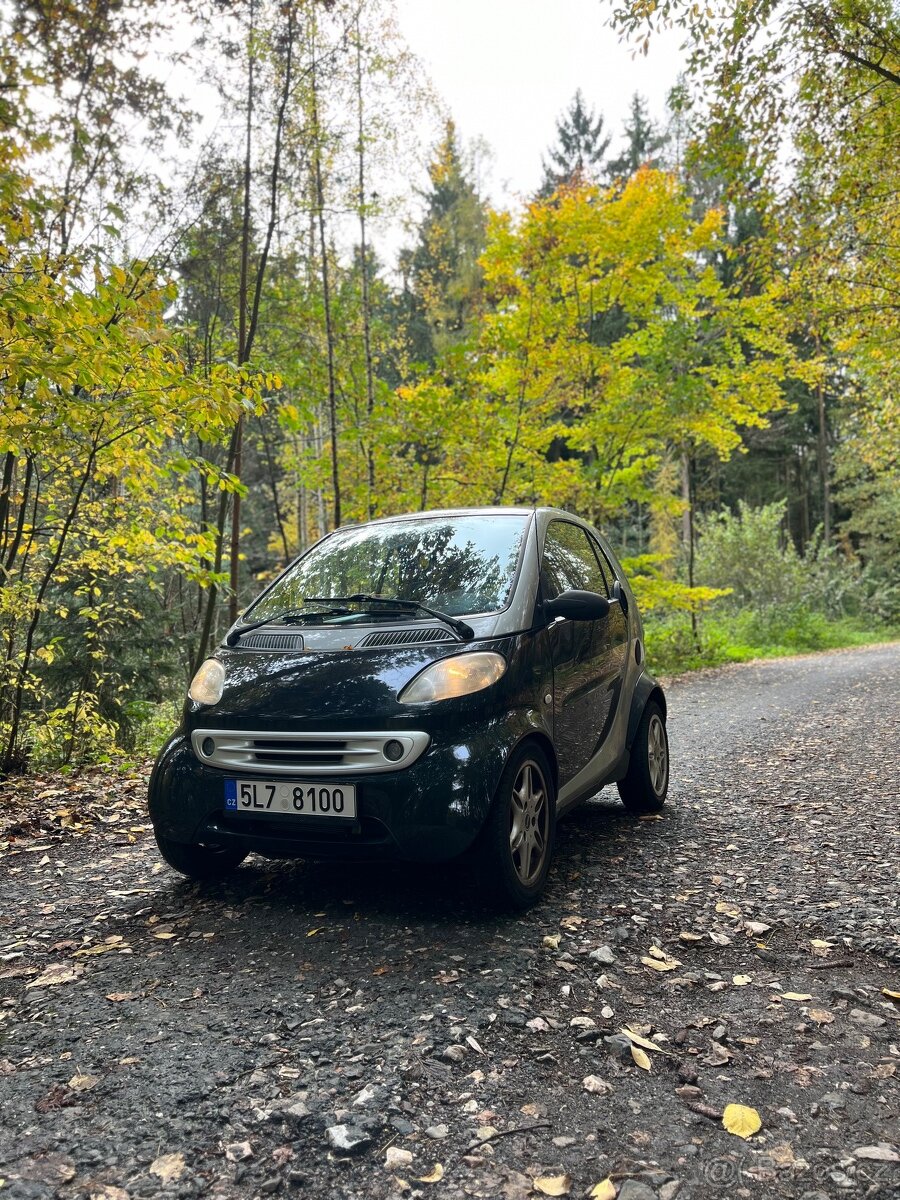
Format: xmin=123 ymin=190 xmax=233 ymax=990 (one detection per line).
xmin=398 ymin=651 xmax=506 ymax=704
xmin=188 ymin=658 xmax=225 ymax=706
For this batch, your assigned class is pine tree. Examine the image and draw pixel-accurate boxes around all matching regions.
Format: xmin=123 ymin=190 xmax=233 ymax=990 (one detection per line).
xmin=607 ymin=93 xmax=668 ymax=180
xmin=404 ymin=120 xmax=487 ymax=364
xmin=539 ymin=90 xmax=611 ymax=197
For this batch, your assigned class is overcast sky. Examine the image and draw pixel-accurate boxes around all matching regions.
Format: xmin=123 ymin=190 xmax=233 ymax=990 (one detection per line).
xmin=393 ymin=0 xmax=686 ymax=206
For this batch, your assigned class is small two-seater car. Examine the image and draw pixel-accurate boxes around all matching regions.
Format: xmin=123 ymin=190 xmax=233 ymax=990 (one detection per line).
xmin=149 ymin=507 xmax=668 ymax=906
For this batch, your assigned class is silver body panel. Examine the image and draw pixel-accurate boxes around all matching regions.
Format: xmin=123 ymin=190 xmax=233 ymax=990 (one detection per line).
xmin=191 ymin=728 xmax=431 ymax=776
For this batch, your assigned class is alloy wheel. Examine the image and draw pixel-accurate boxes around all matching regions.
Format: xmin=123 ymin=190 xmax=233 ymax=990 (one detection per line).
xmin=508 ymin=760 xmax=550 ymax=887
xmin=647 ymin=713 xmax=668 ymax=796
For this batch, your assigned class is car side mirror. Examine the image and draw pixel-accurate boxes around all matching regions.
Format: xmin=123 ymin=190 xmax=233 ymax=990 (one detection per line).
xmin=544 ymin=589 xmax=610 ymax=622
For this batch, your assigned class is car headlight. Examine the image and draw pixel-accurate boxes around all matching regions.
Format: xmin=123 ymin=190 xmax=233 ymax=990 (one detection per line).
xmin=188 ymin=658 xmax=225 ymax=705
xmin=398 ymin=651 xmax=506 ymax=704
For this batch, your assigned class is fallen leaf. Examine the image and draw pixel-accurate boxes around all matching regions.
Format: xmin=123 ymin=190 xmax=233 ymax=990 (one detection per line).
xmin=810 ymin=938 xmax=833 ymax=957
xmin=149 ymin=1153 xmax=186 ymax=1183
xmin=534 ymin=1175 xmax=572 ymax=1196
xmin=26 ymin=962 xmax=84 ymax=989
xmin=224 ymin=1141 xmax=252 ymax=1162
xmin=589 ymin=1180 xmax=617 ymax=1200
xmin=780 ymin=992 xmax=813 ymax=1002
xmin=542 ymin=934 xmax=561 ymax=950
xmin=620 ymin=1027 xmax=672 ymax=1056
xmin=715 ymin=901 xmax=742 ymax=918
xmin=105 ymin=992 xmax=138 ymax=1003
xmin=416 ymin=1163 xmax=444 ymax=1183
xmin=882 ymin=989 xmax=900 ymax=1002
xmin=641 ymin=955 xmax=679 ymax=972
xmin=67 ymin=1074 xmax=100 ymax=1092
xmin=150 ymin=930 xmax=177 ymax=940
xmin=630 ymin=1045 xmax=651 ymax=1071
xmin=560 ymin=915 xmax=584 ymax=929
xmin=733 ymin=975 xmax=753 ymax=986
xmin=722 ymin=1103 xmax=762 ymax=1139
xmin=808 ymin=1008 xmax=834 ymax=1024
xmin=743 ymin=920 xmax=771 ymax=935
xmin=703 ymin=1042 xmax=732 ymax=1066
xmin=466 ymin=1035 xmax=484 ymax=1055
xmin=679 ymin=931 xmax=704 ymax=942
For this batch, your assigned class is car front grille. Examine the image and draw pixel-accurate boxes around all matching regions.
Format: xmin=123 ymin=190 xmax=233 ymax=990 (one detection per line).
xmin=190 ymin=728 xmax=430 ymax=775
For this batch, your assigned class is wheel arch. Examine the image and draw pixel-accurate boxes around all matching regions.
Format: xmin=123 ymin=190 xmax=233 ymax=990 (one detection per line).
xmin=626 ymin=674 xmax=667 ymax=750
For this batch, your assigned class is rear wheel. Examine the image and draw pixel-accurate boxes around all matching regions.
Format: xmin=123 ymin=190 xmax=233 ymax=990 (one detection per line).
xmin=617 ymin=700 xmax=669 ymax=814
xmin=154 ymin=832 xmax=247 ymax=880
xmin=475 ymin=742 xmax=556 ymax=909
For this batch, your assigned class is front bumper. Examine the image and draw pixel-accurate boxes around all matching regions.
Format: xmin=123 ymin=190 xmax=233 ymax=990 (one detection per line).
xmin=148 ymin=715 xmax=526 ymax=863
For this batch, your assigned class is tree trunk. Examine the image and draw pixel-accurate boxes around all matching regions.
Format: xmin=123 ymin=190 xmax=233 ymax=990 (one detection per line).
xmin=310 ymin=32 xmax=341 ymax=530
xmin=355 ymin=17 xmax=377 ymax=517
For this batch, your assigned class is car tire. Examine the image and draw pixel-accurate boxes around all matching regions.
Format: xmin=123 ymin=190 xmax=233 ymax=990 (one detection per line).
xmin=154 ymin=832 xmax=247 ymax=880
xmin=474 ymin=741 xmax=557 ymax=909
xmin=617 ymin=700 xmax=669 ymax=813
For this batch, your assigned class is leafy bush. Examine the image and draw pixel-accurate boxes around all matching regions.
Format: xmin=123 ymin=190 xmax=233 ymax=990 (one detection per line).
xmin=695 ymin=500 xmax=803 ymax=609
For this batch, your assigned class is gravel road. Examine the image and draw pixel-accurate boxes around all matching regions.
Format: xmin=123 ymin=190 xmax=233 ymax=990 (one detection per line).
xmin=1 ymin=643 xmax=898 ymax=1200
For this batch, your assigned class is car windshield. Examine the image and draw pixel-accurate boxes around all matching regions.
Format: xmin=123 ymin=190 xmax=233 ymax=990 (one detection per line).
xmin=245 ymin=514 xmax=530 ymax=621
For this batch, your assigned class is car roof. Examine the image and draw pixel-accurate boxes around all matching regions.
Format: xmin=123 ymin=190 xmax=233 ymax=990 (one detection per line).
xmin=341 ymin=506 xmax=589 ymax=528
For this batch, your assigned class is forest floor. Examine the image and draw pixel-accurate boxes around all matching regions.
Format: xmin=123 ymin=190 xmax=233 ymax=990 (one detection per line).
xmin=1 ymin=643 xmax=898 ymax=1200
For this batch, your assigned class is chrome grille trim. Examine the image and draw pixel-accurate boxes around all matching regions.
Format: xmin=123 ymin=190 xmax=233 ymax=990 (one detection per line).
xmin=359 ymin=627 xmax=453 ymax=648
xmin=191 ymin=728 xmax=430 ymax=775
xmin=238 ymin=632 xmax=305 ymax=651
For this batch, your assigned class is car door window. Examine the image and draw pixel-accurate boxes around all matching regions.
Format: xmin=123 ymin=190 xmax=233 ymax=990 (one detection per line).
xmin=542 ymin=521 xmax=610 ymax=599
xmin=588 ymin=535 xmax=616 ymax=594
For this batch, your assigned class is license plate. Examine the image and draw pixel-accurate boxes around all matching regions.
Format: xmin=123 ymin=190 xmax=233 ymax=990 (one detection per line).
xmin=224 ymin=779 xmax=356 ymax=819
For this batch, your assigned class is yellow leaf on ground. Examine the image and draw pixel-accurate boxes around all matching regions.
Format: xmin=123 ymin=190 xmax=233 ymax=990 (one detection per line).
xmin=620 ymin=1027 xmax=671 ymax=1055
xmin=780 ymin=992 xmax=813 ymax=1002
xmin=733 ymin=975 xmax=753 ymax=986
xmin=679 ymin=931 xmax=704 ymax=942
xmin=149 ymin=1153 xmax=186 ymax=1183
xmin=534 ymin=1175 xmax=572 ymax=1196
xmin=722 ymin=1103 xmax=762 ymax=1139
xmin=882 ymin=989 xmax=900 ymax=1001
xmin=151 ymin=930 xmax=177 ymax=940
xmin=416 ymin=1164 xmax=444 ymax=1184
xmin=589 ymin=1179 xmax=617 ymax=1199
xmin=642 ymin=956 xmax=679 ymax=972
xmin=630 ymin=1045 xmax=651 ymax=1071
xmin=543 ymin=934 xmax=561 ymax=949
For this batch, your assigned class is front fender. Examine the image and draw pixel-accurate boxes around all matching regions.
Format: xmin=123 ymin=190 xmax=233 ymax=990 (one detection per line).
xmin=625 ymin=672 xmax=667 ymax=750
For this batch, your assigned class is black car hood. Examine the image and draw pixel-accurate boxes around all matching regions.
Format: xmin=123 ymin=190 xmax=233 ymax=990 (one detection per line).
xmin=187 ymin=640 xmax=490 ymax=731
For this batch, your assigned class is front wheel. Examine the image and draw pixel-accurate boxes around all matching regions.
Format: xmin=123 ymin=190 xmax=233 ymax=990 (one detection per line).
xmin=154 ymin=832 xmax=247 ymax=880
xmin=617 ymin=700 xmax=669 ymax=814
xmin=474 ymin=742 xmax=557 ymax=909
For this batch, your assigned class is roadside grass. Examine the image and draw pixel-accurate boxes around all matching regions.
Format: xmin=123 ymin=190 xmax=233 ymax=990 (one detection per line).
xmin=644 ymin=609 xmax=899 ymax=675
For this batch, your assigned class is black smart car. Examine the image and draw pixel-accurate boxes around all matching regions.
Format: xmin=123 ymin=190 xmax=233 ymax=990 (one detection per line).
xmin=148 ymin=507 xmax=669 ymax=906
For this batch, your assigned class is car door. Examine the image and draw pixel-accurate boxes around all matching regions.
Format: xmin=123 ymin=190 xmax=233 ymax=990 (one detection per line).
xmin=587 ymin=531 xmax=630 ymax=736
xmin=541 ymin=520 xmax=617 ymax=786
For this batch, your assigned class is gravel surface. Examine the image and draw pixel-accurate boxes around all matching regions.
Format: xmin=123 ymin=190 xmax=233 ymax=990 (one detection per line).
xmin=1 ymin=643 xmax=898 ymax=1200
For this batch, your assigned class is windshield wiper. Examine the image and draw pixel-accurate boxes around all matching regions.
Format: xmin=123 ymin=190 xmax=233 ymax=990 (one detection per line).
xmin=303 ymin=594 xmax=475 ymax=641
xmin=224 ymin=606 xmax=351 ymax=646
